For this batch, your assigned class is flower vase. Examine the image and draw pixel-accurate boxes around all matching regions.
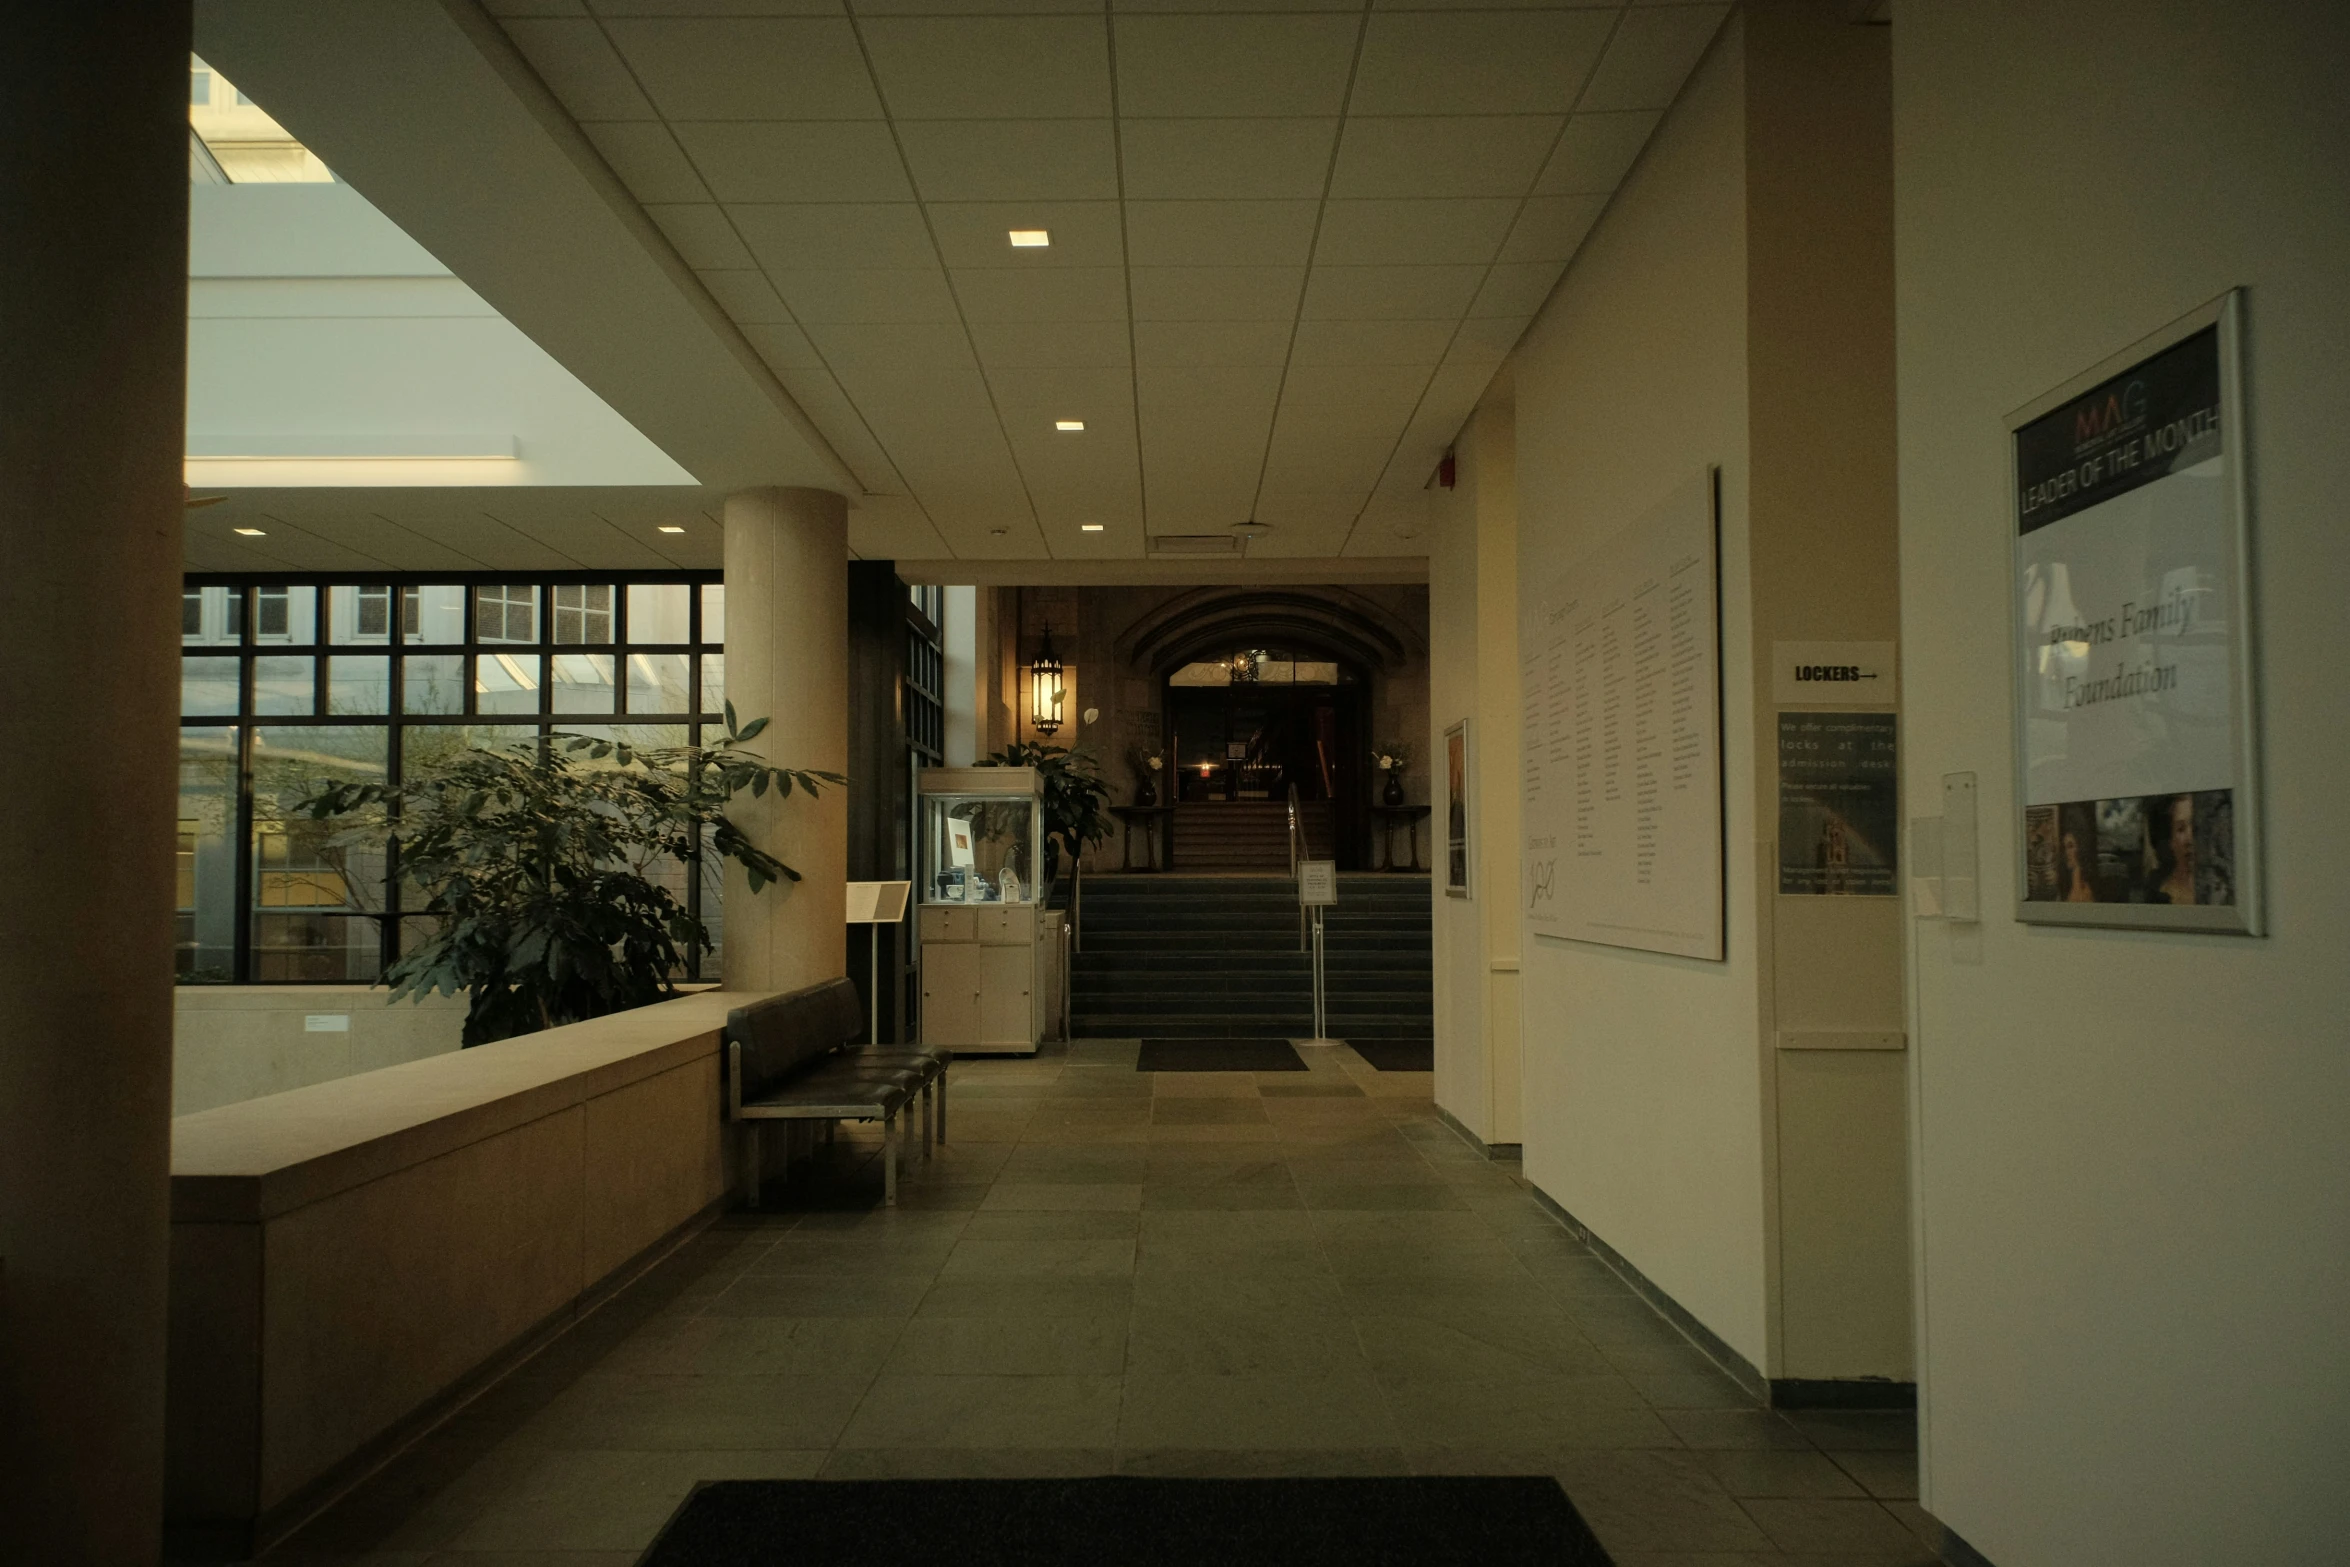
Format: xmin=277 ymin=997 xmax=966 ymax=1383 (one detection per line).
xmin=1135 ymin=775 xmax=1157 ymax=807
xmin=1381 ymin=771 xmax=1405 ymax=807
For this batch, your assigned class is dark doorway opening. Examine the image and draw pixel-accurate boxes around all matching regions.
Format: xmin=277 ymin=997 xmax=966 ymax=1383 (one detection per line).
xmin=1165 ymin=649 xmax=1366 ymax=868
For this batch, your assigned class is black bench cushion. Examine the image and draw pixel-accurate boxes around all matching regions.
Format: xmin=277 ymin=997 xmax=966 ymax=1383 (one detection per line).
xmin=727 ymin=977 xmax=868 ymax=1100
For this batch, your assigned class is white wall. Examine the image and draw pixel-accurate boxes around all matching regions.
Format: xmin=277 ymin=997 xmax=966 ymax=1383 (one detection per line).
xmin=1513 ymin=16 xmax=1768 ymax=1366
xmin=173 ymin=987 xmax=464 ymax=1115
xmin=1429 ymin=441 xmax=1487 ymax=1137
xmin=1896 ymin=4 xmax=2350 ymax=1562
xmin=186 ymin=183 xmax=692 ymax=488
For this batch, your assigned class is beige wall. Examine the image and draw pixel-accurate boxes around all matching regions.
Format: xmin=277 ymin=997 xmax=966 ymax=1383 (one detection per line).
xmin=1509 ymin=2 xmax=1905 ymax=1381
xmin=173 ymin=987 xmax=466 ymax=1115
xmin=166 ymin=992 xmax=738 ymax=1552
xmin=1895 ymin=3 xmax=2350 ymax=1561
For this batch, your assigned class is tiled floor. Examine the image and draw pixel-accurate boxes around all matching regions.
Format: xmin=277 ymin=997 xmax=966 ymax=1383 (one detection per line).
xmin=257 ymin=1040 xmax=1938 ymax=1567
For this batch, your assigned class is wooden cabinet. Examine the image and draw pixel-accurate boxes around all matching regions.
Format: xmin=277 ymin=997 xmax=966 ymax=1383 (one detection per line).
xmin=979 ymin=942 xmax=1037 ymax=1048
xmin=920 ymin=940 xmax=980 ymax=1048
xmin=919 ymin=903 xmax=1043 ymax=1055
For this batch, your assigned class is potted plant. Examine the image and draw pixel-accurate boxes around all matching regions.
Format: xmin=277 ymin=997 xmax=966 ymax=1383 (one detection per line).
xmin=295 ymin=705 xmax=842 ymax=1046
xmin=983 ymin=740 xmax=1111 ymax=885
xmin=1375 ymin=741 xmax=1414 ymax=807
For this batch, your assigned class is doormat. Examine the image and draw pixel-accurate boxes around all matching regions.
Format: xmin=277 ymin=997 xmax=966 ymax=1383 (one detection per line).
xmin=1349 ymin=1038 xmax=1434 ymax=1071
xmin=1137 ymin=1038 xmax=1307 ymax=1072
xmin=639 ymin=1476 xmax=1614 ymax=1567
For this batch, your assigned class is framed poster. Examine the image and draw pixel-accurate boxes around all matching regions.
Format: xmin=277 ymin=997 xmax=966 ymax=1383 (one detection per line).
xmin=1444 ymin=720 xmax=1470 ymax=898
xmin=2008 ymin=290 xmax=2260 ymax=932
xmin=1778 ymin=712 xmax=1898 ymax=896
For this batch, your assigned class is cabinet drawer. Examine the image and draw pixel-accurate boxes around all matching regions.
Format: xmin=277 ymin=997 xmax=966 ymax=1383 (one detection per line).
xmin=920 ymin=905 xmax=976 ymax=943
xmin=977 ymin=905 xmax=1037 ymax=946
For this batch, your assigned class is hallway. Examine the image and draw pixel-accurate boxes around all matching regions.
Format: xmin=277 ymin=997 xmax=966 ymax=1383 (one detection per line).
xmin=262 ymin=1041 xmax=1929 ymax=1566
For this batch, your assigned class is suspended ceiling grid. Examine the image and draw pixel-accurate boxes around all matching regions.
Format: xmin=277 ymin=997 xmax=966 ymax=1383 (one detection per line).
xmin=486 ymin=1 xmax=1728 ymax=564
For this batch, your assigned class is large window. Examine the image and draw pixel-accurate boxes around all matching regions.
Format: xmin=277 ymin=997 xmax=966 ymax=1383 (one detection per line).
xmin=178 ymin=574 xmax=727 ymax=984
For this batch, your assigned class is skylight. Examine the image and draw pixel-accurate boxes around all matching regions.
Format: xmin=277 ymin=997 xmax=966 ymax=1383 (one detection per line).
xmin=190 ymin=56 xmax=333 ymax=184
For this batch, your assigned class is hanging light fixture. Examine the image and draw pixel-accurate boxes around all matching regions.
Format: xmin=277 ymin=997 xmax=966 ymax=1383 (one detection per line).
xmin=1029 ymin=626 xmax=1065 ymax=737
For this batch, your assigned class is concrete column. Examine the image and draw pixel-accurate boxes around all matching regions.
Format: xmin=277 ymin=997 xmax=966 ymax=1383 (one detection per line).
xmin=721 ymin=487 xmax=849 ymax=993
xmin=0 ymin=8 xmax=190 ymax=1563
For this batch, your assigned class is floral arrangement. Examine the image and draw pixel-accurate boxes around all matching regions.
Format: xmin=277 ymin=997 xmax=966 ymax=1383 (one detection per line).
xmin=1374 ymin=742 xmax=1414 ymax=774
xmin=1132 ymin=746 xmax=1165 ymax=775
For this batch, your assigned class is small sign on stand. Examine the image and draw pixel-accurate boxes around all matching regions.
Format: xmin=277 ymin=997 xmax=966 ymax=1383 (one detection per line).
xmin=1297 ymin=860 xmax=1341 ymax=1047
xmin=846 ymin=880 xmax=912 ymax=1043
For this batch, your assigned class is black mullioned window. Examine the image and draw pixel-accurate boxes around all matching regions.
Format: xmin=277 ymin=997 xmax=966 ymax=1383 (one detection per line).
xmin=176 ymin=574 xmax=727 ymax=986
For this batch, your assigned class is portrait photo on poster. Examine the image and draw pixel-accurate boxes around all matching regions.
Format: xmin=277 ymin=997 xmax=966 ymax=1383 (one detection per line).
xmin=1445 ymin=719 xmax=1470 ymax=898
xmin=2008 ymin=290 xmax=2260 ymax=933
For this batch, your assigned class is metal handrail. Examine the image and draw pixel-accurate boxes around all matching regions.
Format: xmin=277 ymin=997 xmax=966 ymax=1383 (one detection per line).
xmin=1288 ymin=782 xmax=1306 ymax=951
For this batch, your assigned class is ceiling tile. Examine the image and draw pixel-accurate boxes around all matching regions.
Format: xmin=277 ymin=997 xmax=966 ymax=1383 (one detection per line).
xmin=1469 ymin=260 xmax=1566 ymax=318
xmin=584 ymin=123 xmax=712 ymax=202
xmin=927 ymin=201 xmax=1122 ymax=269
xmin=1253 ymin=489 xmax=1369 ymax=528
xmin=987 ymin=365 xmax=1137 ymax=420
xmin=1499 ymin=194 xmax=1606 ymax=263
xmin=846 ymin=493 xmax=949 ymax=564
xmin=1576 ymin=5 xmax=1729 ymax=113
xmin=856 ymin=0 xmax=1091 ymax=13
xmin=675 ymin=123 xmax=911 ymax=201
xmin=604 ymin=18 xmax=880 ymax=119
xmin=1119 ymin=119 xmax=1337 ymax=201
xmin=1314 ymin=199 xmax=1518 ymax=266
xmin=896 ymin=119 xmax=1119 ymax=201
xmin=1444 ymin=315 xmax=1531 ymax=365
xmin=739 ymin=321 xmax=823 ymax=371
xmin=860 ymin=17 xmax=1111 ymax=118
xmin=1137 ymin=365 xmax=1283 ymax=420
xmin=1126 ymin=201 xmax=1319 ymax=267
xmin=951 ymin=267 xmax=1128 ymax=323
xmin=968 ymin=320 xmax=1132 ymax=368
xmin=1144 ymin=480 xmax=1258 ymax=530
xmin=1352 ymin=11 xmax=1616 ymax=116
xmin=730 ymin=203 xmax=934 ymax=270
xmin=1299 ymin=264 xmax=1483 ymax=320
xmin=593 ymin=1 xmax=847 ymax=14
xmin=1133 ymin=319 xmax=1292 ymax=367
xmin=1329 ymin=117 xmax=1561 ymax=200
xmin=1534 ymin=110 xmax=1662 ymax=195
xmin=504 ymin=20 xmax=658 ymax=119
xmin=769 ymin=266 xmax=962 ymax=322
xmin=1279 ymin=364 xmax=1430 ymax=410
xmin=1288 ymin=318 xmax=1454 ymax=367
xmin=804 ymin=322 xmax=977 ymax=375
xmin=696 ymin=268 xmax=795 ymax=323
xmin=1129 ymin=267 xmax=1305 ymax=322
xmin=645 ymin=203 xmax=754 ymax=269
xmin=1113 ymin=15 xmax=1362 ymax=117
xmin=776 ymin=366 xmax=907 ymax=489
xmin=491 ymin=0 xmax=589 ymax=15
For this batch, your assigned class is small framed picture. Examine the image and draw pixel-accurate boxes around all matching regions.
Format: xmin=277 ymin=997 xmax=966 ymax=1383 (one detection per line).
xmin=1445 ymin=720 xmax=1470 ymax=898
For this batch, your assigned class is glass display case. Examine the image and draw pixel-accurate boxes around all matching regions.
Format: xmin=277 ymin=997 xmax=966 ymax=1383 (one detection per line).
xmin=917 ymin=767 xmax=1048 ymax=1055
xmin=918 ymin=766 xmax=1042 ymax=906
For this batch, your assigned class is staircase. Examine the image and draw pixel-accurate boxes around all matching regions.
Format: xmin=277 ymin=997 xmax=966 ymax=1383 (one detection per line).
xmin=1071 ymin=873 xmax=1432 ymax=1041
xmin=1170 ymin=800 xmax=1334 ymax=872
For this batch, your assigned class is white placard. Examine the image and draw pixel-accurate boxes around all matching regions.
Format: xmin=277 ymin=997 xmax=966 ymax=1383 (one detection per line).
xmin=1298 ymin=860 xmax=1337 ymax=906
xmin=846 ymin=880 xmax=911 ymax=924
xmin=1772 ymin=641 xmax=1895 ymax=706
xmin=1521 ymin=470 xmax=1724 ymax=960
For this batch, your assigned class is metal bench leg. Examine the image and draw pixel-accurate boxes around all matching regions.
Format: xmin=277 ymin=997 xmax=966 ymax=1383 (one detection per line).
xmin=937 ymin=1065 xmax=948 ymax=1144
xmin=883 ymin=1111 xmax=900 ymax=1206
xmin=921 ymin=1080 xmax=934 ymax=1160
xmin=744 ymin=1122 xmax=762 ymax=1211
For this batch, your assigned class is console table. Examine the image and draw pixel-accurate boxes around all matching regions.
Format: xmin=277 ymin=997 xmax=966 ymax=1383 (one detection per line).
xmin=1369 ymin=804 xmax=1432 ymax=872
xmin=1110 ymin=804 xmax=1172 ymax=871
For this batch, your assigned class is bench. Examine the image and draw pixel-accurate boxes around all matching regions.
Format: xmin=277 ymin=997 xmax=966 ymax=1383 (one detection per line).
xmin=724 ymin=978 xmax=950 ymax=1207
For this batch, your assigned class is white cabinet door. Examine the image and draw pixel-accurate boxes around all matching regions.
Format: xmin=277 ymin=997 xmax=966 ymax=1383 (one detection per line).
xmin=976 ymin=905 xmax=1037 ymax=946
xmin=922 ymin=941 xmax=980 ymax=1048
xmin=979 ymin=942 xmax=1037 ymax=1048
xmin=920 ymin=905 xmax=976 ymax=943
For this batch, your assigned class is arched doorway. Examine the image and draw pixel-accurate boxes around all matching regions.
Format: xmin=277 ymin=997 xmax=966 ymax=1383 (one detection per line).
xmin=1164 ymin=646 xmax=1365 ymax=868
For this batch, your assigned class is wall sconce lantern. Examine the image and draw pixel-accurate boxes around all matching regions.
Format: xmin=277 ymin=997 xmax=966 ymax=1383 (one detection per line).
xmin=1029 ymin=627 xmax=1065 ymax=737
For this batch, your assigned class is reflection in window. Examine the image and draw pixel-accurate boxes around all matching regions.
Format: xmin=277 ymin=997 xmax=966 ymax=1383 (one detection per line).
xmin=551 ymin=584 xmax=615 ymax=644
xmin=178 ymin=728 xmax=237 ymax=981
xmin=182 ymin=656 xmax=241 ymax=717
xmin=329 ymin=585 xmax=393 ymax=644
xmin=402 ymin=654 xmax=464 ymax=715
xmin=254 ymin=586 xmax=315 ymax=644
xmin=474 ymin=585 xmax=538 ymax=644
xmin=699 ymin=653 xmax=725 ymax=716
xmin=627 ymin=583 xmax=690 ymax=644
xmin=549 ymin=652 xmax=615 ymax=714
xmin=401 ymin=584 xmax=465 ymax=643
xmin=252 ymin=655 xmax=314 ymax=715
xmin=249 ymin=726 xmax=387 ymax=982
xmin=475 ymin=653 xmax=541 ymax=715
xmin=183 ymin=585 xmax=242 ymax=646
xmin=701 ymin=584 xmax=726 ymax=643
xmin=327 ymin=656 xmax=390 ymax=716
xmin=627 ymin=652 xmax=691 ymax=714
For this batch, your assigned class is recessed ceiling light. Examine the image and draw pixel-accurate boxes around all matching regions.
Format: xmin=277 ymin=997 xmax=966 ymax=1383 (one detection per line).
xmin=233 ymin=526 xmax=267 ymax=536
xmin=1055 ymin=419 xmax=1085 ymax=432
xmin=1230 ymin=519 xmax=1272 ymax=539
xmin=1007 ymin=229 xmax=1050 ymax=248
xmin=1080 ymin=523 xmax=1105 ymax=532
xmin=989 ymin=527 xmax=1008 ymax=537
xmin=656 ymin=524 xmax=686 ymax=534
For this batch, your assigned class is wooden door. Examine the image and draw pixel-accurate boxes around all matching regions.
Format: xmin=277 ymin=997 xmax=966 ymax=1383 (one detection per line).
xmin=922 ymin=941 xmax=980 ymax=1047
xmin=979 ymin=942 xmax=1036 ymax=1048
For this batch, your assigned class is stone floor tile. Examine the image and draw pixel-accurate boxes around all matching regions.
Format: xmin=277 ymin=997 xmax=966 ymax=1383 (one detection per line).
xmin=1137 ymin=1208 xmax=1320 ymax=1244
xmin=1319 ymin=1238 xmax=1534 ymax=1282
xmin=816 ymin=1447 xmax=1116 ymax=1479
xmin=977 ymin=1182 xmax=1143 ymax=1212
xmin=881 ymin=1315 xmax=1128 ymax=1376
xmin=1740 ymin=1497 xmax=1935 ymax=1555
xmin=1379 ymin=1375 xmax=1676 ymax=1452
xmin=1126 ymin=1305 xmax=1372 ymax=1376
xmin=1660 ymin=1407 xmax=1817 ymax=1451
xmin=913 ymin=1277 xmax=1135 ymax=1319
xmin=1298 ymin=1182 xmax=1467 ymax=1212
xmin=1630 ymin=1368 xmax=1761 ymax=1410
xmin=514 ymin=1371 xmax=870 ymax=1451
xmin=1352 ymin=1313 xmax=1611 ymax=1380
xmin=837 ymin=1375 xmax=1123 ymax=1449
xmin=937 ymin=1236 xmax=1137 ymax=1279
xmin=1832 ymin=1447 xmax=1921 ymax=1500
xmin=744 ymin=1235 xmax=958 ymax=1275
xmin=1135 ymin=1154 xmax=1291 ymax=1187
xmin=1698 ymin=1446 xmax=1869 ymax=1498
xmin=992 ymin=1149 xmax=1150 ymax=1184
xmin=420 ymin=1554 xmax=639 ymax=1567
xmin=1784 ymin=1409 xmax=1919 ymax=1452
xmin=1139 ymin=1181 xmax=1306 ymax=1211
xmin=1119 ymin=1372 xmax=1400 ymax=1450
xmin=1130 ymin=1269 xmax=1345 ymax=1314
xmin=958 ymin=1209 xmax=1140 ymax=1242
xmin=1552 ymin=1450 xmax=1777 ymax=1556
xmin=1145 ymin=1121 xmax=1282 ymax=1143
xmin=788 ymin=1208 xmax=972 ymax=1238
xmin=444 ymin=1448 xmax=823 ymax=1553
xmin=1118 ymin=1448 xmax=1410 ymax=1477
xmin=1150 ymin=1071 xmax=1264 ymax=1097
xmin=592 ymin=1316 xmax=905 ymax=1378
xmin=698 ymin=1272 xmax=929 ymax=1319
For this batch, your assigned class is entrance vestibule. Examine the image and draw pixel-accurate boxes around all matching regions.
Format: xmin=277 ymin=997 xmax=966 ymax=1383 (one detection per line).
xmin=1164 ymin=648 xmax=1368 ymax=868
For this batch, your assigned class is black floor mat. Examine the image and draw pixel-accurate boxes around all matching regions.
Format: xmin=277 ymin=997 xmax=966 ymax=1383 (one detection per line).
xmin=641 ymin=1476 xmax=1613 ymax=1566
xmin=1349 ymin=1038 xmax=1434 ymax=1071
xmin=1137 ymin=1037 xmax=1307 ymax=1072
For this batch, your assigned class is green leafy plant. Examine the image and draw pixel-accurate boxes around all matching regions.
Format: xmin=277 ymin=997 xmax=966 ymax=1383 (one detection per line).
xmin=983 ymin=740 xmax=1111 ymax=881
xmin=296 ymin=705 xmax=842 ymax=1046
